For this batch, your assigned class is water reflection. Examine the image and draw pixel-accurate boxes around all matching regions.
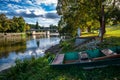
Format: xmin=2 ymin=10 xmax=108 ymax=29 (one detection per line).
xmin=0 ymin=35 xmax=60 ymax=71
xmin=0 ymin=37 xmax=26 ymax=58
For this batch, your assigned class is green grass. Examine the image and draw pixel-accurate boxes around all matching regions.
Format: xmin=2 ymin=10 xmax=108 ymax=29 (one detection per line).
xmin=81 ymin=32 xmax=98 ymax=37
xmin=0 ymin=57 xmax=86 ymax=80
xmin=105 ymin=25 xmax=120 ymax=37
xmin=81 ymin=25 xmax=120 ymax=37
xmin=0 ymin=56 xmax=120 ymax=80
xmin=0 ymin=25 xmax=120 ymax=80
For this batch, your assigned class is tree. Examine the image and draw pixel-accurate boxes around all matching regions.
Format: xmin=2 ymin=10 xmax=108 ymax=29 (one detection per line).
xmin=0 ymin=14 xmax=30 ymax=32
xmin=0 ymin=14 xmax=7 ymax=22
xmin=57 ymin=0 xmax=120 ymax=41
xmin=18 ymin=16 xmax=26 ymax=32
xmin=2 ymin=20 xmax=10 ymax=32
xmin=35 ymin=21 xmax=39 ymax=29
xmin=25 ymin=24 xmax=30 ymax=31
xmin=0 ymin=23 xmax=3 ymax=32
xmin=12 ymin=16 xmax=19 ymax=32
xmin=49 ymin=24 xmax=57 ymax=32
xmin=0 ymin=14 xmax=8 ymax=32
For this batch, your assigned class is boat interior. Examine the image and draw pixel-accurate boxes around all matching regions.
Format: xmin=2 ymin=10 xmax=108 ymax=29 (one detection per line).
xmin=51 ymin=46 xmax=120 ymax=64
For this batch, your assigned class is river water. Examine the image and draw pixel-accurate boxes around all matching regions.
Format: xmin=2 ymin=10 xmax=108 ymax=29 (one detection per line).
xmin=0 ymin=35 xmax=60 ymax=71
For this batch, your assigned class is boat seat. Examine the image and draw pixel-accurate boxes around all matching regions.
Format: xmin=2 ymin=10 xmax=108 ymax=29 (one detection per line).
xmin=92 ymin=54 xmax=120 ymax=61
xmin=79 ymin=52 xmax=91 ymax=62
xmin=101 ymin=49 xmax=117 ymax=56
xmin=79 ymin=52 xmax=89 ymax=60
xmin=52 ymin=54 xmax=64 ymax=64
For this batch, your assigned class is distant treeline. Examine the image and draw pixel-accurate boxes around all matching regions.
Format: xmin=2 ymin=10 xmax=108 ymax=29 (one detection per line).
xmin=0 ymin=13 xmax=30 ymax=33
xmin=0 ymin=13 xmax=59 ymax=33
xmin=29 ymin=22 xmax=58 ymax=32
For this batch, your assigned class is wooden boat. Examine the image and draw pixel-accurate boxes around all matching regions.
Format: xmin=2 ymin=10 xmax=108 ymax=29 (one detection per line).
xmin=49 ymin=46 xmax=120 ymax=69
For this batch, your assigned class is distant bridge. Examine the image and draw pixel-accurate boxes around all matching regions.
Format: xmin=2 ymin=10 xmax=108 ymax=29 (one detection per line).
xmin=28 ymin=29 xmax=59 ymax=36
xmin=29 ymin=29 xmax=58 ymax=31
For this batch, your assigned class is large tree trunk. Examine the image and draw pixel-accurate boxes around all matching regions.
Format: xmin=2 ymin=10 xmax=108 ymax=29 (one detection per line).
xmin=100 ymin=5 xmax=106 ymax=42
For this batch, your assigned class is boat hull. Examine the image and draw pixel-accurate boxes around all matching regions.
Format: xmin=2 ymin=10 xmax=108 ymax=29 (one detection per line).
xmin=50 ymin=46 xmax=120 ymax=69
xmin=50 ymin=58 xmax=120 ymax=69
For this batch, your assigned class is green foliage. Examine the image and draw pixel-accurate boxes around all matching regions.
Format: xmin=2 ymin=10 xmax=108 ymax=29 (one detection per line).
xmin=42 ymin=52 xmax=55 ymax=64
xmin=49 ymin=24 xmax=58 ymax=32
xmin=0 ymin=14 xmax=30 ymax=33
xmin=57 ymin=0 xmax=120 ymax=38
xmin=0 ymin=55 xmax=120 ymax=80
xmin=35 ymin=21 xmax=39 ymax=29
xmin=97 ymin=36 xmax=120 ymax=49
xmin=60 ymin=38 xmax=75 ymax=52
xmin=45 ymin=52 xmax=55 ymax=61
xmin=0 ymin=56 xmax=85 ymax=80
xmin=84 ymin=66 xmax=120 ymax=80
xmin=0 ymin=25 xmax=120 ymax=80
xmin=60 ymin=41 xmax=72 ymax=52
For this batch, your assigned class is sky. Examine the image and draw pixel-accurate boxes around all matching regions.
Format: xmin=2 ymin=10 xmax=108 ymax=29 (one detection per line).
xmin=0 ymin=0 xmax=60 ymax=27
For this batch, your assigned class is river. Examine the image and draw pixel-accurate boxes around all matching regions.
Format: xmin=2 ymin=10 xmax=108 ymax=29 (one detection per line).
xmin=0 ymin=35 xmax=60 ymax=71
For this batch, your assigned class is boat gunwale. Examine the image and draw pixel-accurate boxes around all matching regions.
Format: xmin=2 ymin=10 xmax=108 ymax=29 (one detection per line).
xmin=50 ymin=58 xmax=120 ymax=66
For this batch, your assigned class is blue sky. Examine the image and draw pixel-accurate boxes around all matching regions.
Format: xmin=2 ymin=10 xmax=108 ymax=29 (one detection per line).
xmin=0 ymin=0 xmax=60 ymax=27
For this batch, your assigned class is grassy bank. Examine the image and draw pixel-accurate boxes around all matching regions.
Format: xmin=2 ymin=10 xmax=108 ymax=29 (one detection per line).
xmin=0 ymin=25 xmax=120 ymax=80
xmin=0 ymin=56 xmax=120 ymax=80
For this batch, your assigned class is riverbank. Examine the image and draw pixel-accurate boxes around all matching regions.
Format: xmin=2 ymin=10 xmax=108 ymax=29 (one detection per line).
xmin=0 ymin=53 xmax=120 ymax=80
xmin=0 ymin=26 xmax=120 ymax=80
xmin=0 ymin=38 xmax=120 ymax=79
xmin=0 ymin=45 xmax=59 ymax=73
xmin=45 ymin=44 xmax=61 ymax=54
xmin=0 ymin=33 xmax=26 ymax=37
xmin=0 ymin=36 xmax=60 ymax=73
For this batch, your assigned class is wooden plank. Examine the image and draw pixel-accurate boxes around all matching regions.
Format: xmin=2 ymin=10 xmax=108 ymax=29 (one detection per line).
xmin=92 ymin=54 xmax=120 ymax=61
xmin=101 ymin=49 xmax=117 ymax=56
xmin=52 ymin=54 xmax=64 ymax=64
xmin=64 ymin=60 xmax=79 ymax=64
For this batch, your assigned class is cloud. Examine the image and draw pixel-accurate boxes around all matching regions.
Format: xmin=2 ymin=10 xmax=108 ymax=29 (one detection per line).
xmin=0 ymin=10 xmax=8 ymax=13
xmin=34 ymin=0 xmax=57 ymax=5
xmin=45 ymin=12 xmax=60 ymax=19
xmin=6 ymin=9 xmax=45 ymax=18
xmin=13 ymin=0 xmax=21 ymax=3
xmin=6 ymin=8 xmax=60 ymax=19
xmin=7 ymin=3 xmax=24 ymax=10
xmin=0 ymin=0 xmax=60 ymax=27
xmin=25 ymin=15 xmax=60 ymax=27
xmin=37 ymin=17 xmax=60 ymax=27
xmin=25 ymin=0 xmax=33 ymax=5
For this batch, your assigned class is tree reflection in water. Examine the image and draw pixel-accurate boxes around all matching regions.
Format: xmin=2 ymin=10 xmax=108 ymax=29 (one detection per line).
xmin=0 ymin=37 xmax=26 ymax=58
xmin=0 ymin=35 xmax=60 ymax=71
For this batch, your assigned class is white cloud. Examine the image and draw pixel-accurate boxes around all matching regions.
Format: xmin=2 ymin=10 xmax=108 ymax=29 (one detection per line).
xmin=15 ymin=9 xmax=25 ymax=13
xmin=0 ymin=0 xmax=60 ymax=27
xmin=33 ymin=8 xmax=46 ymax=15
xmin=7 ymin=4 xmax=12 ymax=8
xmin=38 ymin=17 xmax=60 ymax=27
xmin=47 ymin=10 xmax=57 ymax=13
xmin=26 ymin=9 xmax=31 ymax=14
xmin=26 ymin=0 xmax=33 ymax=5
xmin=25 ymin=16 xmax=60 ymax=27
xmin=13 ymin=7 xmax=46 ymax=16
xmin=10 ymin=0 xmax=21 ymax=2
xmin=0 ymin=10 xmax=8 ymax=13
xmin=34 ymin=0 xmax=58 ymax=5
xmin=7 ymin=4 xmax=23 ymax=10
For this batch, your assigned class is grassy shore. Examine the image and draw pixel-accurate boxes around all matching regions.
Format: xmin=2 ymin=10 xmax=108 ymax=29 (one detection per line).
xmin=0 ymin=25 xmax=120 ymax=80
